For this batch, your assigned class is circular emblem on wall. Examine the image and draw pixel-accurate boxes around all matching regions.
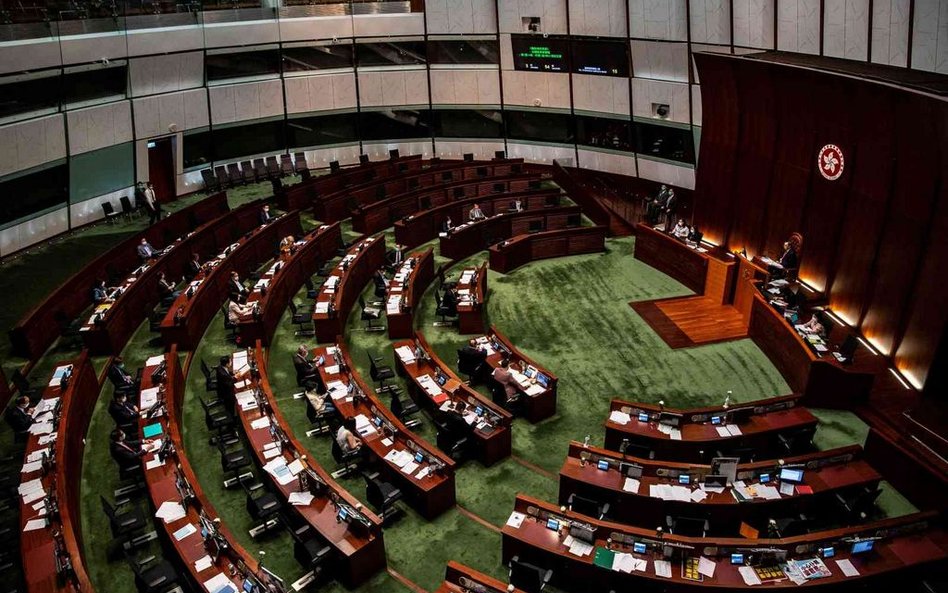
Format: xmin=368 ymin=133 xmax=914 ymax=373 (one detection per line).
xmin=818 ymin=144 xmax=845 ymax=181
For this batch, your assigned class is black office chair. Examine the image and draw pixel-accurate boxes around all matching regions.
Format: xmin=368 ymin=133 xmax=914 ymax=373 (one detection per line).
xmin=124 ymin=550 xmax=179 ymax=593
xmin=389 ymin=390 xmax=421 ymax=430
xmin=216 ymin=436 xmax=252 ymax=484
xmin=666 ymin=515 xmax=709 ymax=537
xmin=433 ymin=290 xmax=457 ymax=327
xmin=202 ymin=168 xmax=220 ymax=193
xmin=241 ymin=479 xmax=281 ymax=535
xmin=305 ymin=278 xmax=318 ymax=298
xmin=716 ymin=446 xmax=756 ymax=463
xmin=289 ymin=300 xmax=314 ymax=337
xmin=778 ymin=427 xmax=815 ymax=455
xmin=435 ymin=418 xmax=471 ymax=462
xmin=835 ymin=487 xmax=882 ymax=523
xmin=359 ymin=296 xmax=383 ymax=332
xmin=363 ymin=470 xmax=403 ymax=524
xmin=119 ymin=196 xmax=136 ymax=220
xmin=100 ymin=496 xmax=148 ymax=538
xmin=200 ymin=359 xmax=218 ymax=393
xmin=456 ymin=349 xmax=485 ymax=384
xmin=567 ymin=493 xmax=610 ymax=520
xmin=199 ymin=396 xmax=233 ymax=436
xmin=285 ymin=519 xmax=333 ymax=580
xmin=53 ymin=310 xmax=81 ymax=346
xmin=436 ymin=264 xmax=457 ymax=291
xmin=774 ymin=514 xmax=812 ymax=537
xmin=508 ymin=556 xmax=552 ymax=593
xmin=367 ymin=351 xmax=396 ymax=393
xmin=101 ymin=202 xmax=121 ymax=224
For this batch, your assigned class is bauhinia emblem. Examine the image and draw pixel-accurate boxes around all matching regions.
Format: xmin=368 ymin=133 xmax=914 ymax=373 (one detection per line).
xmin=818 ymin=144 xmax=844 ymax=181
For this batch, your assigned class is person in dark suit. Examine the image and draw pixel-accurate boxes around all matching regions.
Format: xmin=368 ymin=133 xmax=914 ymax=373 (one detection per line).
xmin=441 ymin=216 xmax=453 ymax=233
xmin=492 ymin=358 xmax=521 ymax=405
xmin=391 ymin=244 xmax=405 ymax=265
xmin=259 ymin=204 xmax=273 ymax=225
xmin=134 ymin=182 xmax=147 ymax=214
xmin=769 ymin=235 xmax=802 ymax=279
xmin=229 ymin=271 xmax=249 ymax=302
xmin=186 ymin=253 xmax=203 ymax=280
xmin=215 ymin=355 xmax=238 ymax=409
xmin=688 ymin=225 xmax=703 ymax=244
xmin=468 ymin=203 xmax=485 ymax=222
xmin=109 ymin=429 xmax=149 ymax=466
xmin=5 ymin=396 xmax=35 ymax=438
xmin=441 ymin=287 xmax=458 ymax=316
xmin=108 ymin=357 xmax=137 ymax=394
xmin=663 ymin=189 xmax=678 ymax=232
xmin=293 ymin=344 xmax=326 ymax=393
xmin=92 ymin=280 xmax=114 ymax=305
xmin=137 ymin=238 xmax=157 ymax=261
xmin=144 ymin=183 xmax=161 ymax=224
xmin=108 ymin=392 xmax=139 ymax=430
xmin=457 ymin=339 xmax=488 ymax=382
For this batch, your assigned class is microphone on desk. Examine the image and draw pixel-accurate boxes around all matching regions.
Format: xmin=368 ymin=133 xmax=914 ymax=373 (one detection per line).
xmin=723 ymin=390 xmax=732 ymax=409
xmin=619 ymin=439 xmax=629 ymax=455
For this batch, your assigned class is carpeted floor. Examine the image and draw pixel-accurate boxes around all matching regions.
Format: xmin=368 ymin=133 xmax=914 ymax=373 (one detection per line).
xmin=4 ymin=178 xmax=919 ymax=593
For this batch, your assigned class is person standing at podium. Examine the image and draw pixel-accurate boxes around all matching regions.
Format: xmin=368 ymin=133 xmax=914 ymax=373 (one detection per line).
xmin=469 ymin=203 xmax=485 ymax=222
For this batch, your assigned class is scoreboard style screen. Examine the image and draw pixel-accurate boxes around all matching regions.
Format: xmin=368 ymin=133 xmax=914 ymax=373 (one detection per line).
xmin=511 ymin=35 xmax=569 ymax=72
xmin=571 ymin=38 xmax=630 ymax=77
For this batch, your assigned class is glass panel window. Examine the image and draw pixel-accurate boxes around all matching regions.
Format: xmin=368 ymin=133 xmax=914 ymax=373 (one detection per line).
xmin=635 ymin=122 xmax=696 ymax=164
xmin=0 ymin=163 xmax=67 ymax=225
xmin=206 ymin=49 xmax=281 ymax=82
xmin=576 ymin=115 xmax=633 ymax=152
xmin=359 ymin=109 xmax=432 ymax=140
xmin=282 ymin=44 xmax=354 ymax=72
xmin=183 ymin=130 xmax=213 ymax=170
xmin=212 ymin=120 xmax=286 ymax=161
xmin=0 ymin=72 xmax=61 ymax=118
xmin=356 ymin=41 xmax=427 ymax=67
xmin=61 ymin=65 xmax=127 ymax=104
xmin=506 ymin=110 xmax=574 ymax=144
xmin=287 ymin=113 xmax=359 ymax=148
xmin=433 ymin=109 xmax=504 ymax=138
xmin=428 ymin=39 xmax=499 ymax=65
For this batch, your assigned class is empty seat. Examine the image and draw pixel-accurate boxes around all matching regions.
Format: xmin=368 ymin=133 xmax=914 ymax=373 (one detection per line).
xmin=214 ymin=165 xmax=229 ymax=189
xmin=227 ymin=163 xmax=242 ymax=185
xmin=266 ymin=156 xmax=280 ymax=178
xmin=240 ymin=160 xmax=256 ymax=184
xmin=281 ymin=154 xmax=294 ymax=176
xmin=101 ymin=202 xmax=121 ymax=225
xmin=294 ymin=152 xmax=308 ymax=173
xmin=201 ymin=168 xmax=219 ymax=192
xmin=254 ymin=158 xmax=268 ymax=180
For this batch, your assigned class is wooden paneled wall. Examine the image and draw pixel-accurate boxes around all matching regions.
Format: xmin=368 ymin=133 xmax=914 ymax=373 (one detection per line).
xmin=692 ymin=52 xmax=948 ymax=393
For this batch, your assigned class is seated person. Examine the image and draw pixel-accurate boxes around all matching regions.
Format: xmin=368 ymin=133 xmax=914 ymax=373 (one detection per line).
xmin=492 ymin=358 xmax=521 ymax=406
xmin=335 ymin=417 xmax=362 ymax=454
xmin=229 ymin=271 xmax=249 ymax=302
xmin=468 ymin=203 xmax=485 ymax=221
xmin=157 ymin=272 xmax=180 ymax=305
xmin=511 ymin=199 xmax=523 ymax=212
xmin=280 ymin=234 xmax=296 ymax=259
xmin=108 ymin=357 xmax=138 ymax=394
xmin=440 ymin=287 xmax=459 ymax=316
xmin=672 ymin=219 xmax=690 ymax=239
xmin=215 ymin=355 xmax=248 ymax=410
xmin=137 ymin=238 xmax=157 ymax=261
xmin=109 ymin=428 xmax=154 ymax=466
xmin=92 ymin=279 xmax=114 ymax=305
xmin=441 ymin=216 xmax=454 ymax=233
xmin=688 ymin=225 xmax=703 ymax=244
xmin=5 ymin=396 xmax=35 ymax=438
xmin=780 ymin=281 xmax=806 ymax=312
xmin=373 ymin=270 xmax=389 ymax=292
xmin=293 ymin=344 xmax=324 ymax=391
xmin=108 ymin=391 xmax=139 ymax=429
xmin=798 ymin=312 xmax=827 ymax=337
xmin=457 ymin=339 xmax=488 ymax=381
xmin=186 ymin=253 xmax=203 ymax=280
xmin=227 ymin=298 xmax=255 ymax=324
xmin=259 ymin=204 xmax=273 ymax=225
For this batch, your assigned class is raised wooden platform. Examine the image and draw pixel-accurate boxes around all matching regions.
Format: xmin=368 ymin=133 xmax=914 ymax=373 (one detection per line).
xmin=631 ymin=296 xmax=748 ymax=349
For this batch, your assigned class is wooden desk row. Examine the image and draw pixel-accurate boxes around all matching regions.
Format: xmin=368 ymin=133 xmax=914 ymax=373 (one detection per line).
xmin=392 ymin=331 xmax=513 ymax=466
xmin=20 ymin=351 xmax=98 ymax=593
xmin=311 ymin=235 xmax=386 ymax=344
xmin=10 ymin=192 xmax=229 ymax=360
xmin=136 ymin=350 xmax=287 ymax=593
xmin=230 ymin=344 xmax=386 ymax=586
xmin=159 ymin=211 xmax=302 ymax=350
xmin=235 ymin=222 xmax=343 ymax=346
xmin=440 ymin=206 xmax=583 ymax=262
xmin=489 ymin=226 xmax=608 ymax=274
xmin=502 ymin=494 xmax=948 ymax=592
xmin=351 ymin=170 xmax=541 ymax=236
xmin=559 ymin=441 xmax=880 ymax=530
xmin=604 ymin=395 xmax=818 ymax=463
xmin=385 ymin=248 xmax=435 ymax=339
xmin=278 ymin=154 xmax=424 ymax=212
xmin=394 ymin=188 xmax=563 ymax=250
xmin=436 ymin=561 xmax=527 ymax=593
xmin=309 ymin=341 xmax=457 ymax=519
xmin=475 ymin=326 xmax=558 ymax=423
xmin=454 ymin=263 xmax=488 ymax=335
xmin=317 ymin=158 xmax=527 ymax=224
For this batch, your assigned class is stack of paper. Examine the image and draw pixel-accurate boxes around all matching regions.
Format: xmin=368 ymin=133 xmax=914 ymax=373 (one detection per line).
xmin=354 ymin=414 xmax=377 ymax=437
xmin=653 ymin=560 xmax=672 ymax=578
xmin=612 ymin=553 xmax=647 ymax=573
xmin=250 ymin=416 xmax=271 ymax=430
xmin=19 ymin=478 xmax=45 ymax=504
xmin=563 ymin=535 xmax=594 ymax=557
xmin=140 ymin=387 xmax=161 ymax=409
xmin=288 ymin=492 xmax=314 ymax=506
xmin=418 ymin=375 xmax=443 ymax=396
xmin=203 ymin=572 xmax=236 ymax=593
xmin=235 ymin=390 xmax=257 ymax=411
xmin=314 ymin=302 xmax=330 ymax=314
xmin=697 ymin=557 xmax=716 ymax=578
xmin=386 ymin=296 xmax=402 ymax=315
xmin=609 ymin=410 xmax=631 ymax=425
xmin=724 ymin=424 xmax=742 ymax=436
xmin=263 ymin=457 xmax=295 ymax=486
xmin=738 ymin=566 xmax=762 ymax=585
xmin=395 ymin=346 xmax=415 ymax=364
xmin=506 ymin=512 xmax=525 ymax=528
xmin=622 ymin=478 xmax=641 ymax=493
xmin=836 ymin=559 xmax=859 ymax=577
xmin=155 ymin=501 xmax=186 ymax=523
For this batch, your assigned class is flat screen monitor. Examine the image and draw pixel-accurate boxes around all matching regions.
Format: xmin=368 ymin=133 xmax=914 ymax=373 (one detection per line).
xmin=511 ymin=34 xmax=569 ymax=72
xmin=759 ymin=473 xmax=771 ymax=484
xmin=820 ymin=546 xmax=835 ymax=558
xmin=658 ymin=412 xmax=682 ymax=427
xmin=678 ymin=474 xmax=690 ymax=485
xmin=637 ymin=412 xmax=649 ymax=422
xmin=536 ymin=373 xmax=550 ymax=388
xmin=730 ymin=553 xmax=744 ymax=565
xmin=633 ymin=542 xmax=647 ymax=554
xmin=475 ymin=406 xmax=484 ymax=416
xmin=851 ymin=540 xmax=874 ymax=554
xmin=414 ymin=452 xmax=425 ymax=464
xmin=546 ymin=518 xmax=559 ymax=531
xmin=597 ymin=459 xmax=609 ymax=471
xmin=570 ymin=38 xmax=629 ymax=77
xmin=703 ymin=474 xmax=727 ymax=488
xmin=243 ymin=579 xmax=256 ymax=593
xmin=337 ymin=507 xmax=348 ymax=522
xmin=779 ymin=468 xmax=804 ymax=484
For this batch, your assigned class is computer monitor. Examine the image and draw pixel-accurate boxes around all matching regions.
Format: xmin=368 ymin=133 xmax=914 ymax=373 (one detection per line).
xmin=536 ymin=373 xmax=550 ymax=388
xmin=658 ymin=412 xmax=682 ymax=427
xmin=633 ymin=542 xmax=647 ymax=554
xmin=597 ymin=459 xmax=609 ymax=471
xmin=779 ymin=468 xmax=804 ymax=484
xmin=711 ymin=415 xmax=722 ymax=425
xmin=337 ymin=507 xmax=349 ymax=522
xmin=703 ymin=474 xmax=727 ymax=488
xmin=819 ymin=546 xmax=835 ymax=558
xmin=414 ymin=452 xmax=425 ymax=464
xmin=638 ymin=412 xmax=649 ymax=422
xmin=475 ymin=406 xmax=484 ymax=416
xmin=546 ymin=518 xmax=559 ymax=531
xmin=243 ymin=579 xmax=256 ymax=593
xmin=373 ymin=416 xmax=382 ymax=427
xmin=759 ymin=473 xmax=771 ymax=484
xmin=678 ymin=474 xmax=690 ymax=485
xmin=620 ymin=462 xmax=643 ymax=479
xmin=730 ymin=553 xmax=745 ymax=565
xmin=851 ymin=540 xmax=874 ymax=554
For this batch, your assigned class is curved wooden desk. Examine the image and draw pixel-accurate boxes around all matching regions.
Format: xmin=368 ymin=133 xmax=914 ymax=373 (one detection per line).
xmin=352 ymin=170 xmax=541 ymax=236
xmin=392 ymin=331 xmax=512 ymax=466
xmin=227 ymin=344 xmax=386 ymax=587
xmin=20 ymin=351 xmax=98 ymax=593
xmin=308 ymin=341 xmax=457 ymax=519
xmin=604 ymin=395 xmax=818 ymax=463
xmin=558 ymin=441 xmax=880 ymax=532
xmin=311 ymin=235 xmax=386 ymax=344
xmin=159 ymin=211 xmax=302 ymax=350
xmin=135 ymin=350 xmax=283 ymax=593
xmin=235 ymin=222 xmax=342 ymax=346
xmin=278 ymin=154 xmax=424 ymax=211
xmin=502 ymin=494 xmax=948 ymax=591
xmin=454 ymin=263 xmax=488 ymax=335
xmin=394 ymin=188 xmax=562 ymax=250
xmin=315 ymin=158 xmax=526 ymax=224
xmin=9 ymin=192 xmax=229 ymax=360
xmin=385 ymin=248 xmax=435 ymax=339
xmin=489 ymin=226 xmax=608 ymax=274
xmin=477 ymin=326 xmax=558 ymax=423
xmin=436 ymin=561 xmax=527 ymax=593
xmin=440 ymin=206 xmax=583 ymax=262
